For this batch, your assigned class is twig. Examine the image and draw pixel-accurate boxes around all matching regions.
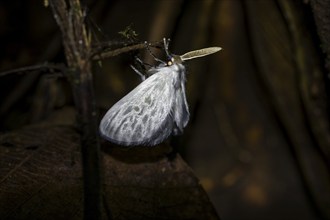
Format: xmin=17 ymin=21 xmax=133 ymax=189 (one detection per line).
xmin=91 ymin=41 xmax=163 ymax=60
xmin=0 ymin=63 xmax=65 ymax=78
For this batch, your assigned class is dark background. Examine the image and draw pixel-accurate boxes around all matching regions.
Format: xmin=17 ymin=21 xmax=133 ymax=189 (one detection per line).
xmin=0 ymin=0 xmax=330 ymax=220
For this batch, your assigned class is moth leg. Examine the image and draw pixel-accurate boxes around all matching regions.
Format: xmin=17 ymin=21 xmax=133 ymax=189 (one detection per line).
xmin=144 ymin=41 xmax=166 ymax=64
xmin=130 ymin=64 xmax=146 ymax=81
xmin=173 ymin=125 xmax=183 ymax=136
xmin=135 ymin=56 xmax=152 ymax=68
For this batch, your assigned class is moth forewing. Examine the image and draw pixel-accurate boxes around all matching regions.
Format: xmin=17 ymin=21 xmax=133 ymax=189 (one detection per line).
xmin=99 ymin=65 xmax=180 ymax=146
xmin=180 ymin=47 xmax=222 ymax=61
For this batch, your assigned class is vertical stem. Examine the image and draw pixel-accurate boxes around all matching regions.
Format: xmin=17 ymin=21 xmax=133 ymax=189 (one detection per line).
xmin=76 ymin=69 xmax=102 ymax=220
xmin=49 ymin=0 xmax=103 ymax=219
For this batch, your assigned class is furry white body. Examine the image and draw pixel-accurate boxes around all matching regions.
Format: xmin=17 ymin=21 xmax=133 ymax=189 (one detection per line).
xmin=99 ymin=62 xmax=189 ymax=146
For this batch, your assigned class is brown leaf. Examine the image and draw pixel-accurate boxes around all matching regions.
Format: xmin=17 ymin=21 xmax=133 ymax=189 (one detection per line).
xmin=0 ymin=125 xmax=83 ymax=219
xmin=0 ymin=125 xmax=220 ymax=219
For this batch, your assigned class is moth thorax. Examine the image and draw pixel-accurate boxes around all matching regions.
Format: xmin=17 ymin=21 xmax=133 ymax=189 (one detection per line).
xmin=171 ymin=62 xmax=185 ymax=74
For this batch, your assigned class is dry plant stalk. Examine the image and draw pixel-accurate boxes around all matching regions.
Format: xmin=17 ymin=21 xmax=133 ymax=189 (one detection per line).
xmin=49 ymin=0 xmax=103 ymax=219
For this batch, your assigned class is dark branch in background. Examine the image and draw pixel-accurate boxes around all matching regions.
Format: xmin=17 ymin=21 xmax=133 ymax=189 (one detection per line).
xmin=49 ymin=0 xmax=103 ymax=219
xmin=0 ymin=63 xmax=65 ymax=78
xmin=0 ymin=43 xmax=162 ymax=78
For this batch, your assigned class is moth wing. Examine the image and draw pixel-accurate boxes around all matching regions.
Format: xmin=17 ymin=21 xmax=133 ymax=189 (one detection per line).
xmin=99 ymin=69 xmax=176 ymax=146
xmin=173 ymin=79 xmax=190 ymax=135
xmin=180 ymin=79 xmax=190 ymax=128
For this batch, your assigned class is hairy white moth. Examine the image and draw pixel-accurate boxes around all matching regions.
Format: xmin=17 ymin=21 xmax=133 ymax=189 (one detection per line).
xmin=100 ymin=38 xmax=221 ymax=146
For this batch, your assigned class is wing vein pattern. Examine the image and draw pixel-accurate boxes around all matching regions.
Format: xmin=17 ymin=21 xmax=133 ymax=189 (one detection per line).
xmin=100 ymin=65 xmax=186 ymax=146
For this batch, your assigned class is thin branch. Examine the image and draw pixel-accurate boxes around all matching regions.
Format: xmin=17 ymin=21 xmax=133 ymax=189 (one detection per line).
xmin=91 ymin=41 xmax=163 ymax=60
xmin=0 ymin=42 xmax=162 ymax=78
xmin=0 ymin=63 xmax=65 ymax=78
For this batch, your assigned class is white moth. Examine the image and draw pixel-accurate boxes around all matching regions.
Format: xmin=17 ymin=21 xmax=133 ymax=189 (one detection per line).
xmin=100 ymin=38 xmax=221 ymax=146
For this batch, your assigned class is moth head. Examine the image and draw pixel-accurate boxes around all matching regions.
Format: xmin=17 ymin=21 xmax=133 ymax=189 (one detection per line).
xmin=167 ymin=55 xmax=183 ymax=66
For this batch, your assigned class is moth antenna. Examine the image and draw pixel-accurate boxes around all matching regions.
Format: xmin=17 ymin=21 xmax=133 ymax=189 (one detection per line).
xmin=180 ymin=47 xmax=222 ymax=61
